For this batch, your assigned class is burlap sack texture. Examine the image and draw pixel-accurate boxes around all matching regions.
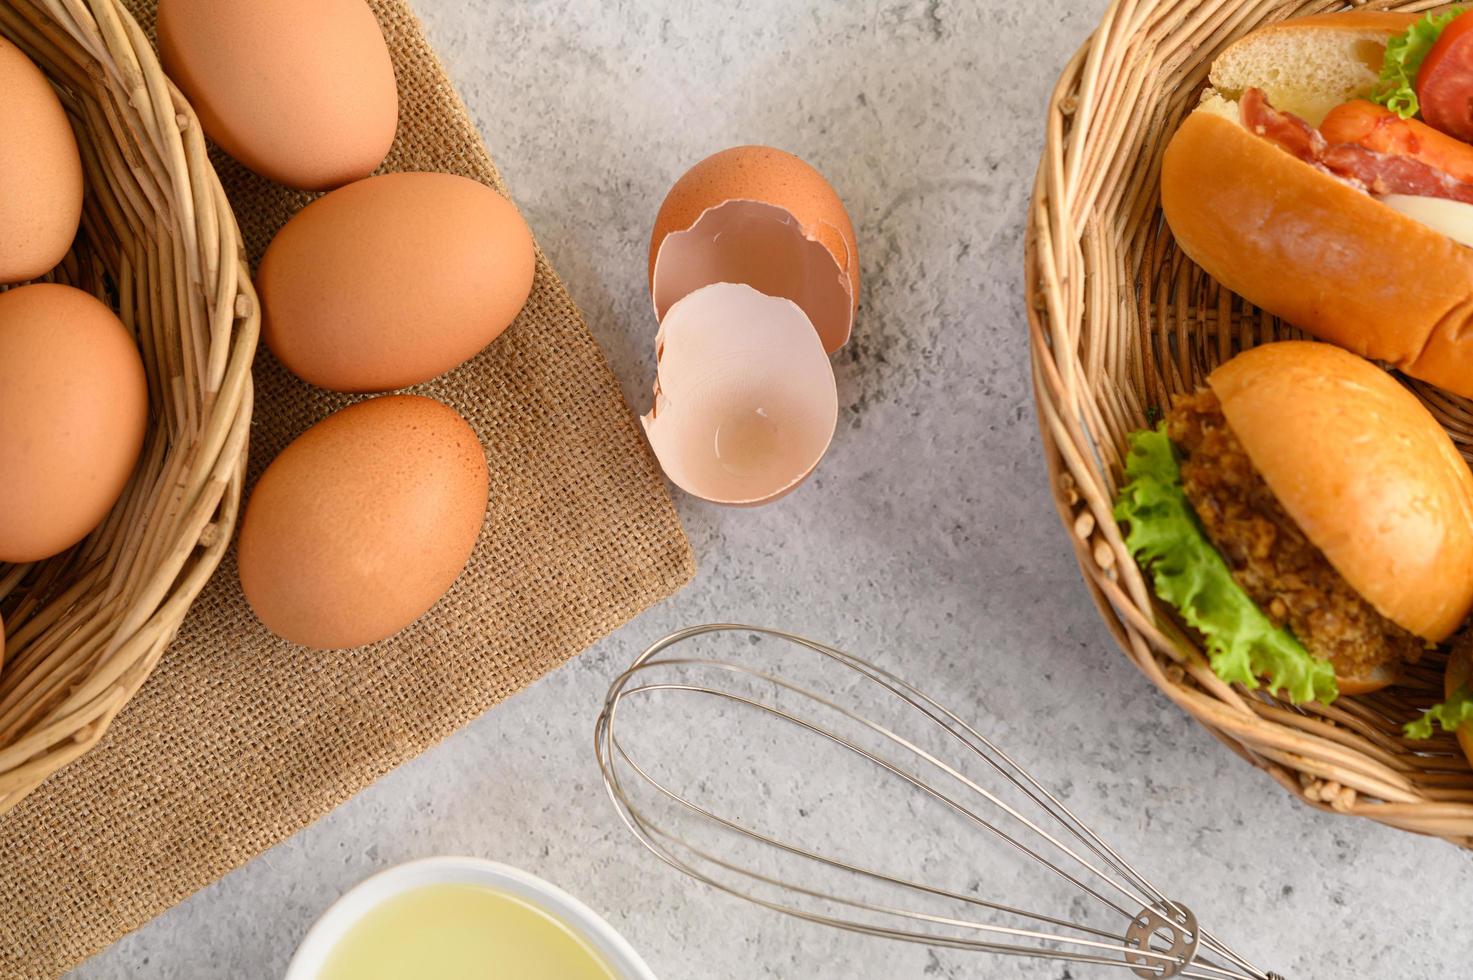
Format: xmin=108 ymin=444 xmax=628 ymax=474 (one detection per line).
xmin=0 ymin=2 xmax=694 ymax=976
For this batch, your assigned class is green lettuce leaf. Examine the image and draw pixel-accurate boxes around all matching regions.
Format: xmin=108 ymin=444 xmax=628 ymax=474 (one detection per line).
xmin=1372 ymin=7 xmax=1467 ymax=119
xmin=1113 ymin=425 xmax=1339 ymax=705
xmin=1405 ymin=685 xmax=1473 ymax=739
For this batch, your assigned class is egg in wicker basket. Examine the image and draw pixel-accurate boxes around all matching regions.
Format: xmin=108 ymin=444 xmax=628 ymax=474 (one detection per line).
xmin=1028 ymin=0 xmax=1473 ymax=846
xmin=0 ymin=0 xmax=255 ymax=814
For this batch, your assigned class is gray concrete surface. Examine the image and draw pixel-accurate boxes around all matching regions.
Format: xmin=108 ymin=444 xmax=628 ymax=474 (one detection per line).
xmin=68 ymin=1 xmax=1473 ymax=978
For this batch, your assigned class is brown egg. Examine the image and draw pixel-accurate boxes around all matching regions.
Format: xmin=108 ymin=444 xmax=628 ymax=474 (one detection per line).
xmin=648 ymin=145 xmax=859 ymax=352
xmin=0 ymin=36 xmax=83 ymax=284
xmin=257 ymin=172 xmax=536 ymax=393
xmin=0 ymin=285 xmax=148 ymax=563
xmin=157 ymin=0 xmax=398 ymax=191
xmin=238 ymin=395 xmax=488 ymax=650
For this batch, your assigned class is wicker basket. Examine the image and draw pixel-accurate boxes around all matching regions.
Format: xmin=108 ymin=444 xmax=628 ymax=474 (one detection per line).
xmin=0 ymin=0 xmax=255 ymax=814
xmin=1026 ymin=0 xmax=1473 ymax=847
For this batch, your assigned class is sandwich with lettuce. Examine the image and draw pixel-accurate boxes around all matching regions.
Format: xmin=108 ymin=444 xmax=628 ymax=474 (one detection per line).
xmin=1405 ymin=635 xmax=1473 ymax=771
xmin=1115 ymin=342 xmax=1473 ymax=704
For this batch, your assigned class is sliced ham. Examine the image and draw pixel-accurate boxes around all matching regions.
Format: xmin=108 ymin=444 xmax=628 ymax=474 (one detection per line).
xmin=1240 ymin=87 xmax=1473 ymax=206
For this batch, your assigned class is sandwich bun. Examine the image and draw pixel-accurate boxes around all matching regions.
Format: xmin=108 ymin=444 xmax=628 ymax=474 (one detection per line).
xmin=1162 ymin=12 xmax=1473 ymax=399
xmin=1207 ymin=11 xmax=1415 ymax=126
xmin=1445 ymin=641 xmax=1473 ymax=769
xmin=1208 ymin=343 xmax=1473 ymax=677
xmin=1335 ymin=661 xmax=1401 ymax=698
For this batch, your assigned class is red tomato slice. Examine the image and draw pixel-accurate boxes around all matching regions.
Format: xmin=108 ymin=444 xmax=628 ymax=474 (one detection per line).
xmin=1418 ymin=14 xmax=1473 ymax=142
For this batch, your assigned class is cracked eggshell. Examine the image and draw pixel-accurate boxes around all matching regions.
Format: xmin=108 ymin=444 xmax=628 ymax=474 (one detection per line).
xmin=643 ymin=283 xmax=838 ymax=506
xmin=652 ymin=200 xmax=853 ymax=355
xmin=648 ymin=146 xmax=858 ymax=353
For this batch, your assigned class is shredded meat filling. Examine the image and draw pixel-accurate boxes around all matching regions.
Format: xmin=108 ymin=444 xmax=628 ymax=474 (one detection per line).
xmin=1167 ymin=390 xmax=1423 ymax=680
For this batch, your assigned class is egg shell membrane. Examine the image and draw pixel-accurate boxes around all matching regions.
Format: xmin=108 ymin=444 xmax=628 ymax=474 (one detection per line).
xmin=643 ymin=283 xmax=838 ymax=506
xmin=652 ymin=199 xmax=854 ymax=353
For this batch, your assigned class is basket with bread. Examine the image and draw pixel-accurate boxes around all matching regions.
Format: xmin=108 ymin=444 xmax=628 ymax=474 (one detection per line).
xmin=1030 ymin=3 xmax=1473 ymax=844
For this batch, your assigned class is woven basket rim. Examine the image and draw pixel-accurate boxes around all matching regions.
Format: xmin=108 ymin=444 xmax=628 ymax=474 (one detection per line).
xmin=0 ymin=0 xmax=257 ymax=814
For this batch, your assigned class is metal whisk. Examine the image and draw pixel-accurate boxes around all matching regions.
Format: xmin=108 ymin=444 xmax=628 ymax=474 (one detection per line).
xmin=595 ymin=625 xmax=1286 ymax=979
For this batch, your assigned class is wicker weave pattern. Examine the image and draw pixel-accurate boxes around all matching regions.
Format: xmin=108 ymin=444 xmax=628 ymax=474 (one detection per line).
xmin=0 ymin=0 xmax=255 ymax=815
xmin=1026 ymin=0 xmax=1473 ymax=846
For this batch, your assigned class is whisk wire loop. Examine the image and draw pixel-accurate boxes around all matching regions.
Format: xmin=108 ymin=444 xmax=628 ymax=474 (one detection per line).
xmin=596 ymin=625 xmax=1285 ymax=980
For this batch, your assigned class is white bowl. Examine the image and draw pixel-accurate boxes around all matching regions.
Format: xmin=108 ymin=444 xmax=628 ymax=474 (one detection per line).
xmin=283 ymin=856 xmax=658 ymax=980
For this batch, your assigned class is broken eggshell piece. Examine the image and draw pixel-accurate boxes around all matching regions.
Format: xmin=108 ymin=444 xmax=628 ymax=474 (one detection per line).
xmin=643 ymin=283 xmax=838 ymax=506
xmin=652 ymin=199 xmax=853 ymax=354
xmin=648 ymin=145 xmax=859 ymax=353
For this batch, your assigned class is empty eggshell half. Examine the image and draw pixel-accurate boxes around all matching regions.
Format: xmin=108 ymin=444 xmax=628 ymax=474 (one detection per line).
xmin=648 ymin=145 xmax=859 ymax=353
xmin=643 ymin=282 xmax=837 ymax=506
xmin=652 ymin=200 xmax=853 ymax=355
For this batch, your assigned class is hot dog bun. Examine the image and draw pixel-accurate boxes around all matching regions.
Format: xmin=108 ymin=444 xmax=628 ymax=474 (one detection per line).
xmin=1209 ymin=342 xmax=1473 ymax=652
xmin=1162 ymin=12 xmax=1473 ymax=399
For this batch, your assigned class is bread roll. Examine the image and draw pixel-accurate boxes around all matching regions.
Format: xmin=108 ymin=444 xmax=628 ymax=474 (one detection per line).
xmin=1162 ymin=12 xmax=1473 ymax=399
xmin=1209 ymin=341 xmax=1473 ymax=645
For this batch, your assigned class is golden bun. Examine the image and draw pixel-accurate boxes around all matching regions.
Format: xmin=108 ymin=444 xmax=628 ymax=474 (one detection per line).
xmin=1209 ymin=342 xmax=1473 ymax=647
xmin=1162 ymin=11 xmax=1473 ymax=399
xmin=1163 ymin=113 xmax=1473 ymax=398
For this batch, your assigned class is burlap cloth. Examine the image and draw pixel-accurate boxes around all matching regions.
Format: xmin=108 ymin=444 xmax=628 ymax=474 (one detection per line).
xmin=0 ymin=3 xmax=694 ymax=976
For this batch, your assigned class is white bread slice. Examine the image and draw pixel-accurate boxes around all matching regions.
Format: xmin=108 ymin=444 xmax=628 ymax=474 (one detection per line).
xmin=1194 ymin=91 xmax=1239 ymax=124
xmin=1207 ymin=11 xmax=1414 ymax=125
